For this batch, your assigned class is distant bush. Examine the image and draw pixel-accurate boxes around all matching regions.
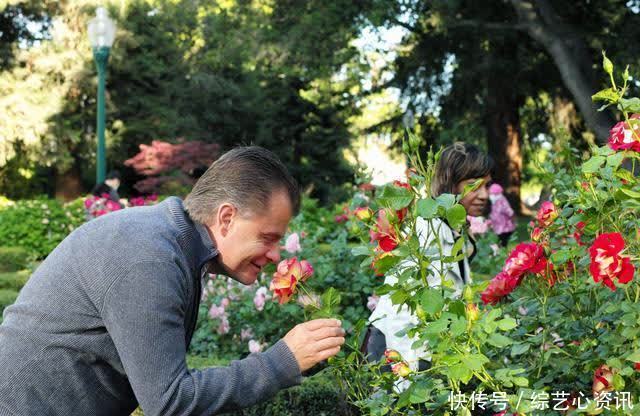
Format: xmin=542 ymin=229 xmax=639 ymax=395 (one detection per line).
xmin=0 ymin=270 xmax=30 ymax=291
xmin=0 ymin=246 xmax=31 ymax=272
xmin=0 ymin=197 xmax=85 ymax=259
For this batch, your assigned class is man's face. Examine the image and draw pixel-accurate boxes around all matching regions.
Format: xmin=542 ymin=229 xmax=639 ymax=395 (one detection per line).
xmin=209 ymin=190 xmax=292 ymax=285
xmin=456 ymin=175 xmax=491 ymax=217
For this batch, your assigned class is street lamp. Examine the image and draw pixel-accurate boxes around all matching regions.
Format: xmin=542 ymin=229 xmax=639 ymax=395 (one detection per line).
xmin=87 ymin=7 xmax=116 ymax=184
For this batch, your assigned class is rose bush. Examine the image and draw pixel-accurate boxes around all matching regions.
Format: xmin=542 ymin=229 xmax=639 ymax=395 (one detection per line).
xmin=327 ymin=57 xmax=640 ymax=415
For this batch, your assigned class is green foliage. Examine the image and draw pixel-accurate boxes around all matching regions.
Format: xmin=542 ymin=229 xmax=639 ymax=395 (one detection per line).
xmin=0 ymin=197 xmax=86 ymax=258
xmin=225 ymin=375 xmax=356 ymax=416
xmin=190 ymin=197 xmax=378 ymax=357
xmin=0 ymin=0 xmax=363 ymax=202
xmin=330 ymin=61 xmax=640 ymax=415
xmin=0 ymin=270 xmax=30 ymax=291
xmin=0 ymin=246 xmax=31 ymax=272
xmin=0 ymin=288 xmax=18 ymax=314
xmin=132 ymin=363 xmax=355 ymax=416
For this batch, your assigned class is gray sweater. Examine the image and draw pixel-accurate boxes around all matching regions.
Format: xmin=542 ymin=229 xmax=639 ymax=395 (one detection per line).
xmin=0 ymin=197 xmax=302 ymax=416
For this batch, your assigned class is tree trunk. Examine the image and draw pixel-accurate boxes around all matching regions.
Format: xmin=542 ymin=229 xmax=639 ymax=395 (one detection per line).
xmin=487 ymin=73 xmax=523 ymax=215
xmin=54 ymin=165 xmax=84 ymax=201
xmin=510 ymin=0 xmax=614 ymax=143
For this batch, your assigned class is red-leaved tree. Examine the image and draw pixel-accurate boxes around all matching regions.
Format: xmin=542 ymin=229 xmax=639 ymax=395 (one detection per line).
xmin=124 ymin=139 xmax=220 ymax=194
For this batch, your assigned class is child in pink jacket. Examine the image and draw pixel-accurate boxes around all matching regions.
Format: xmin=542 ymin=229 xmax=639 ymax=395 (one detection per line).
xmin=489 ymin=183 xmax=515 ymax=246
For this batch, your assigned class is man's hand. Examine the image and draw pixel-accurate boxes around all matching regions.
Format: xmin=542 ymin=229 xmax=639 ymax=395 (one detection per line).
xmin=283 ymin=319 xmax=345 ymax=372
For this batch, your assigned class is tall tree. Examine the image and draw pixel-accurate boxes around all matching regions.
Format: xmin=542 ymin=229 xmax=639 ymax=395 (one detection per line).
xmin=361 ymin=0 xmax=640 ymax=211
xmin=0 ymin=0 xmax=366 ymax=203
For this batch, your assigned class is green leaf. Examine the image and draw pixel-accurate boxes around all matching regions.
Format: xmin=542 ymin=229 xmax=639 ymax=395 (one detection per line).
xmin=409 ymin=381 xmax=431 ymax=404
xmin=377 ymin=185 xmax=413 ymax=211
xmin=450 ymin=317 xmax=467 ymax=337
xmin=510 ymin=343 xmax=530 ymax=356
xmin=351 ymin=245 xmax=371 ymax=257
xmin=513 ymin=377 xmax=529 ymax=387
xmin=390 ymin=289 xmax=409 ymax=306
xmin=616 ymin=169 xmax=636 ymax=183
xmin=591 ymin=87 xmax=618 ymax=103
xmin=497 ymin=317 xmax=518 ymax=331
xmin=619 ymin=188 xmax=640 ymax=199
xmin=450 ymin=236 xmax=465 ymax=258
xmin=487 ymin=333 xmax=513 ymax=347
xmin=446 ymin=204 xmax=467 ymax=229
xmin=416 ymin=198 xmax=438 ymax=219
xmin=619 ymin=97 xmax=640 ymax=113
xmin=372 ymin=254 xmax=400 ymax=275
xmin=550 ymin=250 xmax=572 ymax=265
xmin=321 ymin=287 xmax=341 ymax=311
xmin=461 ymin=353 xmax=489 ymax=371
xmin=435 ymin=193 xmax=456 ymax=210
xmin=607 ymin=152 xmax=625 ymax=168
xmin=447 ymin=363 xmax=473 ymax=384
xmin=582 ymin=156 xmax=605 ymax=174
xmin=420 ymin=288 xmax=445 ymax=315
xmin=625 ymin=350 xmax=640 ymax=362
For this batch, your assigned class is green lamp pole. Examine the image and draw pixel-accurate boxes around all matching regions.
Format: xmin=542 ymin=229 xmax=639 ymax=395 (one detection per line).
xmin=88 ymin=7 xmax=116 ymax=184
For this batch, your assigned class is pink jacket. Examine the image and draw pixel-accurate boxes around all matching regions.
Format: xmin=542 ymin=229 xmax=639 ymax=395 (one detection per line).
xmin=490 ymin=195 xmax=516 ymax=234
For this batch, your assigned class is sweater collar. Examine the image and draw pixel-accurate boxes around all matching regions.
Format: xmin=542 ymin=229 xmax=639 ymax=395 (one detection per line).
xmin=165 ymin=197 xmax=219 ymax=273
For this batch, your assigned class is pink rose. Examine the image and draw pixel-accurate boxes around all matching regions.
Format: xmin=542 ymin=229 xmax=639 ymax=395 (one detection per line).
xmin=284 ymin=233 xmax=301 ymax=254
xmin=366 ymin=295 xmax=379 ymax=311
xmin=248 ymin=339 xmax=262 ymax=353
xmin=217 ymin=316 xmax=230 ymax=335
xmin=208 ymin=304 xmax=225 ymax=319
xmin=240 ymin=328 xmax=254 ymax=341
xmin=253 ymin=286 xmax=268 ymax=311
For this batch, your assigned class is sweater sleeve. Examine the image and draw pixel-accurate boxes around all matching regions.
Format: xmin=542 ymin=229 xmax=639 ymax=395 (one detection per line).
xmin=101 ymin=261 xmax=301 ymax=416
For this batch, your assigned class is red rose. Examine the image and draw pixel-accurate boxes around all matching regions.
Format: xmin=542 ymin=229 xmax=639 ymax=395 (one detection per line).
xmin=370 ymin=209 xmax=400 ymax=252
xmin=592 ymin=364 xmax=614 ymax=398
xmin=503 ymin=243 xmax=547 ymax=278
xmin=481 ymin=272 xmax=522 ymax=305
xmin=589 ymin=232 xmax=635 ymax=291
xmin=608 ymin=114 xmax=640 ymax=152
xmin=536 ymin=201 xmax=558 ymax=228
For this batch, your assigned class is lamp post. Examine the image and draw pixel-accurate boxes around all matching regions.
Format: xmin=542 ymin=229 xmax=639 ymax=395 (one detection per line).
xmin=88 ymin=7 xmax=116 ymax=184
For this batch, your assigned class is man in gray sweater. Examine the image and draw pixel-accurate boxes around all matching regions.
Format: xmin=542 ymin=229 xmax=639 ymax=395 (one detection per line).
xmin=0 ymin=146 xmax=345 ymax=416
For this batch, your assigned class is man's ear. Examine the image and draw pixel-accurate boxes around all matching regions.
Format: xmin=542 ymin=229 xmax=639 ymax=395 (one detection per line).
xmin=216 ymin=203 xmax=237 ymax=237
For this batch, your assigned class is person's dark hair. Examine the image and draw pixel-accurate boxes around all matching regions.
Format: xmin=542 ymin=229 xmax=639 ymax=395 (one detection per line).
xmin=431 ymin=142 xmax=494 ymax=196
xmin=184 ymin=146 xmax=300 ymax=224
xmin=106 ymin=170 xmax=121 ymax=180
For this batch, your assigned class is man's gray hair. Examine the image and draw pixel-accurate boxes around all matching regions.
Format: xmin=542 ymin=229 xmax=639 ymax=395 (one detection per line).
xmin=184 ymin=146 xmax=300 ymax=224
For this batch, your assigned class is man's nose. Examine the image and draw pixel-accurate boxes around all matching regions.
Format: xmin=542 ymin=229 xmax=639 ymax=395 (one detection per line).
xmin=267 ymin=245 xmax=281 ymax=263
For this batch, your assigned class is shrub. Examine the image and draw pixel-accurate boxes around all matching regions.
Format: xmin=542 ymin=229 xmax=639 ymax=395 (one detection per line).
xmin=0 ymin=270 xmax=30 ymax=291
xmin=0 ymin=289 xmax=18 ymax=315
xmin=0 ymin=246 xmax=31 ymax=272
xmin=131 ymin=358 xmax=355 ymax=416
xmin=0 ymin=197 xmax=86 ymax=259
xmin=224 ymin=374 xmax=356 ymax=416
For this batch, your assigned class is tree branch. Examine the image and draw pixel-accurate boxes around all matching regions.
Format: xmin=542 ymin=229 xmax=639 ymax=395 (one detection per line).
xmin=446 ymin=19 xmax=525 ymax=32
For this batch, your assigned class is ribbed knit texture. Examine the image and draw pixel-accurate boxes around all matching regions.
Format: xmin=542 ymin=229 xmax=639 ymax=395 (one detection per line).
xmin=0 ymin=197 xmax=302 ymax=416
